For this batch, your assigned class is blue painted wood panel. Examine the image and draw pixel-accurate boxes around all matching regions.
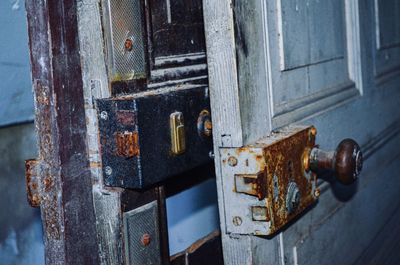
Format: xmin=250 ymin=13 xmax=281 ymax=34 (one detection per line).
xmin=0 ymin=1 xmax=34 ymax=127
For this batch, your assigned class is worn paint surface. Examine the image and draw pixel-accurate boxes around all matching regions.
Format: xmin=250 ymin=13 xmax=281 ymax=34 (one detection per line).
xmin=0 ymin=1 xmax=34 ymax=127
xmin=26 ymin=0 xmax=101 ymax=264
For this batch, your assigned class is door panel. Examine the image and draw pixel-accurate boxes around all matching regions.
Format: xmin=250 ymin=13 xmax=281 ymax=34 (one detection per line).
xmin=264 ymin=0 xmax=360 ymax=129
xmin=278 ymin=0 xmax=345 ymax=70
xmin=373 ymin=0 xmax=400 ymax=83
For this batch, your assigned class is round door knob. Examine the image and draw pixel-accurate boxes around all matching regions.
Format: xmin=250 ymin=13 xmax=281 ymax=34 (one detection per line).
xmin=308 ymin=139 xmax=363 ymax=184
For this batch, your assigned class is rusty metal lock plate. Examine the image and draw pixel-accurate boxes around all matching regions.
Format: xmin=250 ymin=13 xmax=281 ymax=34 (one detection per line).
xmin=220 ymin=126 xmax=318 ymax=235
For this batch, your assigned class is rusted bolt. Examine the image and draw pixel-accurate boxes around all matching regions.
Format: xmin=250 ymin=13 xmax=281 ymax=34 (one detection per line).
xmin=314 ymin=188 xmax=321 ymax=197
xmin=141 ymin=233 xmax=151 ymax=246
xmin=232 ymin=216 xmax=242 ymax=226
xmin=124 ymin=38 xmax=133 ymax=51
xmin=228 ymin=156 xmax=238 ymax=167
xmin=205 ymin=120 xmax=212 ymax=131
xmin=197 ymin=110 xmax=212 ymax=137
xmin=100 ymin=111 xmax=108 ymax=120
xmin=309 ymin=127 xmax=317 ymax=142
xmin=105 ymin=166 xmax=113 ymax=176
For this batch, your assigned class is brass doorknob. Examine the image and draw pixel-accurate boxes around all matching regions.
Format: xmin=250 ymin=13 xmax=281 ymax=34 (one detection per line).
xmin=308 ymin=139 xmax=363 ymax=184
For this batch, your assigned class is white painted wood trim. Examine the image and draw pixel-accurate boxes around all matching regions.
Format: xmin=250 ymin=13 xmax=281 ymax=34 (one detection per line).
xmin=77 ymin=1 xmax=122 ymax=264
xmin=203 ymin=0 xmax=243 ymax=148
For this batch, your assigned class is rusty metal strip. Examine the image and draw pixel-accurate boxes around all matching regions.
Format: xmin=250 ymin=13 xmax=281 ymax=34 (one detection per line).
xmin=25 ymin=159 xmax=41 ymax=208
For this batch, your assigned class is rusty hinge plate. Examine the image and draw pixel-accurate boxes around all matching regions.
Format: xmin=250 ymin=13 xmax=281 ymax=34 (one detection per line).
xmin=220 ymin=126 xmax=318 ymax=235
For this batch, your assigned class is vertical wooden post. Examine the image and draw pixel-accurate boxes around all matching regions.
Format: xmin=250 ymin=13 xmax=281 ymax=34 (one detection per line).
xmin=26 ymin=1 xmax=100 ymax=264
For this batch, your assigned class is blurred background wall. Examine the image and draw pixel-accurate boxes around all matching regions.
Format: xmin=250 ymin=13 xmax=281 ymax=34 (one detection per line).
xmin=0 ymin=1 xmax=219 ymax=262
xmin=0 ymin=1 xmax=44 ymax=264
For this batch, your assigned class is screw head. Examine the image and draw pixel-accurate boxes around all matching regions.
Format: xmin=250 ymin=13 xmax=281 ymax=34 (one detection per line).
xmin=286 ymin=182 xmax=300 ymax=214
xmin=228 ymin=156 xmax=238 ymax=167
xmin=124 ymin=38 xmax=133 ymax=51
xmin=105 ymin=166 xmax=113 ymax=176
xmin=100 ymin=111 xmax=108 ymax=120
xmin=141 ymin=233 xmax=151 ymax=246
xmin=314 ymin=188 xmax=321 ymax=198
xmin=232 ymin=216 xmax=242 ymax=226
xmin=197 ymin=110 xmax=212 ymax=137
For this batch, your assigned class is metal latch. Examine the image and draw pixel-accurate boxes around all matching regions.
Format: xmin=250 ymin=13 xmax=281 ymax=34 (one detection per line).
xmin=220 ymin=125 xmax=363 ymax=235
xmin=170 ymin=112 xmax=186 ymax=155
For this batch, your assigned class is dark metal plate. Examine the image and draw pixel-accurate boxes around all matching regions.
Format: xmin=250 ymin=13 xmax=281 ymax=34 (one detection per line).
xmin=97 ymin=86 xmax=212 ymax=189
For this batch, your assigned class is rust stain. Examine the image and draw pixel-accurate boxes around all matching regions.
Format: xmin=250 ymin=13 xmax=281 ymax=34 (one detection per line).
xmin=32 ymin=81 xmax=62 ymax=240
xmin=44 ymin=195 xmax=61 ymax=239
xmin=115 ymin=131 xmax=140 ymax=157
xmin=232 ymin=127 xmax=318 ymax=234
xmin=262 ymin=127 xmax=317 ymax=234
xmin=255 ymin=155 xmax=264 ymax=162
xmin=25 ymin=159 xmax=40 ymax=208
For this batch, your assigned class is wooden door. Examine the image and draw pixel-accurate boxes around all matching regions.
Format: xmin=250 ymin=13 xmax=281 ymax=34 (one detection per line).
xmin=25 ymin=0 xmax=216 ymax=264
xmin=204 ymin=0 xmax=400 ymax=264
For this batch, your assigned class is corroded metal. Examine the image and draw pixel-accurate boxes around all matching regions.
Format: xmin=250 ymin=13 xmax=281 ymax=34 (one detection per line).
xmin=221 ymin=126 xmax=318 ymax=235
xmin=116 ymin=131 xmax=140 ymax=157
xmin=26 ymin=1 xmax=101 ymax=263
xmin=197 ymin=110 xmax=212 ymax=138
xmin=25 ymin=159 xmax=40 ymax=208
xmin=261 ymin=126 xmax=317 ymax=233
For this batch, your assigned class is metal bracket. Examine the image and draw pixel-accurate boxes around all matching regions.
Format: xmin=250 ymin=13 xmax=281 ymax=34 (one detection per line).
xmin=220 ymin=126 xmax=318 ymax=235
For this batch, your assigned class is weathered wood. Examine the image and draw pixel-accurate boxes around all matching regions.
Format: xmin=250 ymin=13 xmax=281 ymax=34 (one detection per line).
xmin=76 ymin=1 xmax=123 ymax=264
xmin=26 ymin=0 xmax=100 ymax=264
xmin=202 ymin=0 xmax=243 ymax=148
xmin=202 ymin=1 xmax=278 ymax=264
xmin=203 ymin=0 xmax=400 ymax=264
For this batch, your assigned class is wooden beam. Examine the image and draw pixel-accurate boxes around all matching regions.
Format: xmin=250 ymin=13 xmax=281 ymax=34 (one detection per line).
xmin=26 ymin=1 xmax=100 ymax=263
